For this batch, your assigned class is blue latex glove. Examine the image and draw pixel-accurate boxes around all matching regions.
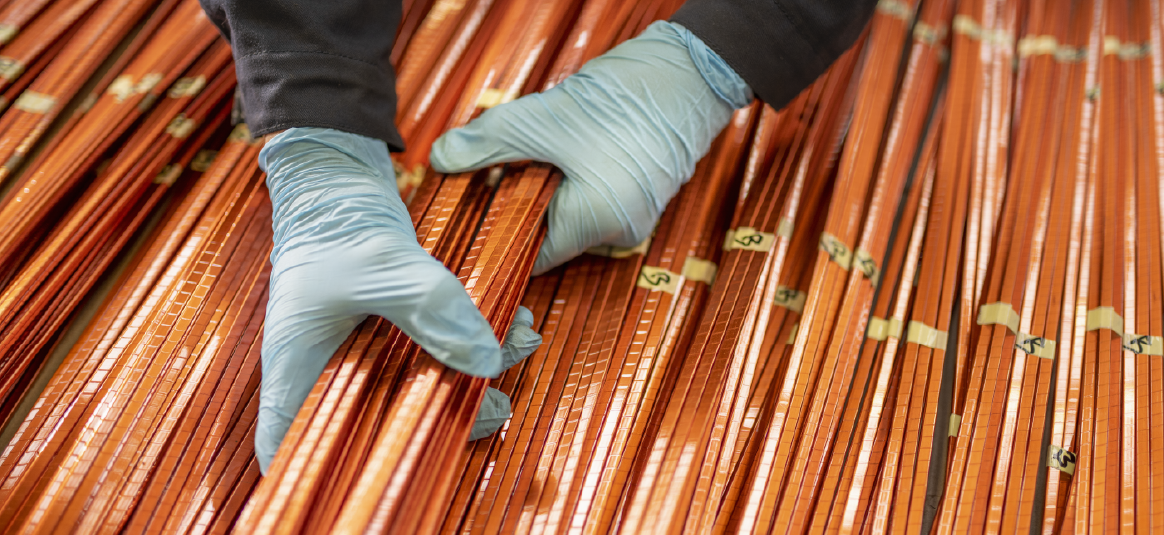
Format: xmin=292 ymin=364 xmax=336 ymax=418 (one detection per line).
xmin=257 ymin=127 xmax=542 ymax=473
xmin=430 ymin=21 xmax=752 ymax=274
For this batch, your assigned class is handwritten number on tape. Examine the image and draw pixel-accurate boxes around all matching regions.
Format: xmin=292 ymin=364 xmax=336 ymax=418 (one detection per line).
xmin=637 ymin=266 xmax=680 ymax=295
xmin=1047 ymin=445 xmax=1076 ymax=475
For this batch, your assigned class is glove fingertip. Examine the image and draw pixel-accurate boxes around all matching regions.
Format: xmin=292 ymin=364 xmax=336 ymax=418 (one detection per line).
xmin=469 ymin=388 xmax=512 ymax=441
xmin=513 ymin=306 xmax=535 ymax=327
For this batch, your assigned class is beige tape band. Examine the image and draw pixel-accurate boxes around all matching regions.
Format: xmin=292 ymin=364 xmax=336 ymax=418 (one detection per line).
xmin=1014 ymin=333 xmax=1056 ymax=359
xmin=952 ymin=15 xmax=1013 ymax=46
xmin=1018 ymin=35 xmax=1059 ymax=57
xmin=729 ymin=227 xmax=777 ymax=252
xmin=0 ymin=24 xmax=18 ymax=45
xmin=949 ymin=414 xmax=962 ymax=437
xmin=876 ymin=0 xmax=914 ymax=21
xmin=13 ymin=91 xmax=55 ymax=114
xmin=394 ymin=161 xmax=426 ymax=190
xmin=1122 ymin=334 xmax=1164 ymax=356
xmin=819 ymin=232 xmax=853 ymax=271
xmin=1086 ymin=306 xmax=1124 ymax=336
xmin=681 ymin=257 xmax=717 ymax=284
xmin=228 ymin=123 xmax=253 ymax=143
xmin=587 ymin=236 xmax=652 ymax=259
xmin=168 ymin=76 xmax=207 ymax=99
xmin=108 ymin=75 xmax=135 ymax=101
xmin=854 ymin=248 xmax=880 ymax=284
xmin=637 ymin=266 xmax=680 ymax=295
xmin=774 ymin=286 xmax=806 ymax=313
xmin=788 ymin=322 xmax=800 ymax=345
xmin=190 ymin=150 xmax=218 ymax=172
xmin=776 ymin=218 xmax=794 ymax=239
xmin=913 ymin=22 xmax=947 ymax=45
xmin=906 ymin=320 xmax=948 ymax=350
xmin=867 ymin=316 xmax=904 ymax=341
xmin=0 ymin=57 xmax=24 ymax=81
xmin=1047 ymin=445 xmax=1077 ymax=475
xmin=477 ymin=88 xmax=516 ymax=109
xmin=165 ymin=115 xmax=196 ymax=139
xmin=153 ymin=163 xmax=183 ymax=186
xmin=135 ymin=73 xmax=163 ymax=95
xmin=977 ymin=302 xmax=1020 ymax=333
xmin=1054 ymin=45 xmax=1087 ymax=63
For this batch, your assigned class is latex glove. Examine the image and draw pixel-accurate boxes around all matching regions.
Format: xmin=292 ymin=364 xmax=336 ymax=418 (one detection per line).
xmin=430 ymin=21 xmax=752 ymax=275
xmin=257 ymin=127 xmax=542 ymax=473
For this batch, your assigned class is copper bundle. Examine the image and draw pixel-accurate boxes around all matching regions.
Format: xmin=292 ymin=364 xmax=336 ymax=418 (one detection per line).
xmin=1 ymin=0 xmax=1164 ymax=533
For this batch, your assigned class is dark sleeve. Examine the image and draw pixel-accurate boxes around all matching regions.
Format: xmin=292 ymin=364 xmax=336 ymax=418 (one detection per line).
xmin=672 ymin=0 xmax=878 ymax=109
xmin=199 ymin=0 xmax=405 ymax=151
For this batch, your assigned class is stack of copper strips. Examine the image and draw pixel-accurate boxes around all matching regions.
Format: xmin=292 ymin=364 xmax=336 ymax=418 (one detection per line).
xmin=3 ymin=0 xmax=1164 ymax=533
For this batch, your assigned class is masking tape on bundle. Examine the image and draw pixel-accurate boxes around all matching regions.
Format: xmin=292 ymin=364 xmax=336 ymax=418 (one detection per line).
xmin=1122 ymin=334 xmax=1164 ymax=356
xmin=153 ymin=163 xmax=183 ymax=186
xmin=729 ymin=227 xmax=777 ymax=252
xmin=876 ymin=0 xmax=914 ymax=21
xmin=0 ymin=57 xmax=24 ymax=81
xmin=1054 ymin=45 xmax=1087 ymax=63
xmin=906 ymin=321 xmax=948 ymax=350
xmin=228 ymin=123 xmax=253 ymax=143
xmin=952 ymin=15 xmax=1013 ymax=47
xmin=913 ymin=22 xmax=947 ymax=46
xmin=169 ymin=76 xmax=207 ymax=99
xmin=776 ymin=218 xmax=794 ymax=239
xmin=681 ymin=257 xmax=717 ymax=284
xmin=977 ymin=302 xmax=1020 ymax=333
xmin=165 ymin=115 xmax=196 ymax=139
xmin=867 ymin=316 xmax=904 ymax=341
xmin=774 ymin=286 xmax=806 ymax=313
xmin=1017 ymin=35 xmax=1059 ymax=57
xmin=1086 ymin=306 xmax=1124 ymax=335
xmin=819 ymin=232 xmax=853 ymax=271
xmin=949 ymin=414 xmax=962 ymax=437
xmin=854 ymin=248 xmax=880 ymax=285
xmin=0 ymin=24 xmax=17 ymax=45
xmin=477 ymin=88 xmax=516 ymax=109
xmin=394 ymin=161 xmax=426 ymax=190
xmin=1047 ymin=445 xmax=1077 ymax=475
xmin=788 ymin=322 xmax=800 ymax=345
xmin=135 ymin=73 xmax=163 ymax=95
xmin=1014 ymin=332 xmax=1056 ymax=359
xmin=637 ymin=266 xmax=681 ymax=295
xmin=108 ymin=75 xmax=135 ymax=101
xmin=13 ymin=91 xmax=55 ymax=114
xmin=190 ymin=150 xmax=218 ymax=172
xmin=587 ymin=236 xmax=652 ymax=259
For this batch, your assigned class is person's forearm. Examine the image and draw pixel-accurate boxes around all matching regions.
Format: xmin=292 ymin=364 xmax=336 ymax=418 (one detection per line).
xmin=672 ymin=0 xmax=878 ymax=109
xmin=198 ymin=0 xmax=405 ymax=149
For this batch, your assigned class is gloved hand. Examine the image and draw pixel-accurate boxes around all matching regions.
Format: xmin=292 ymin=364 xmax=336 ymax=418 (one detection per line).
xmin=430 ymin=21 xmax=752 ymax=275
xmin=257 ymin=127 xmax=542 ymax=473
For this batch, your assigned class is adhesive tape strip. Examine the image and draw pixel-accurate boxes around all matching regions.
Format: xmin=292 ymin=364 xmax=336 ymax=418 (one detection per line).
xmin=0 ymin=57 xmax=24 ymax=81
xmin=228 ymin=123 xmax=253 ymax=143
xmin=13 ymin=91 xmax=56 ymax=114
xmin=108 ymin=75 xmax=135 ymax=101
xmin=0 ymin=24 xmax=17 ymax=45
xmin=1017 ymin=35 xmax=1059 ymax=57
xmin=977 ymin=302 xmax=1020 ymax=333
xmin=477 ymin=88 xmax=516 ymax=108
xmin=952 ymin=15 xmax=982 ymax=38
xmin=728 ymin=227 xmax=777 ymax=252
xmin=1122 ymin=333 xmax=1164 ymax=356
xmin=773 ymin=286 xmax=806 ymax=313
xmin=913 ymin=22 xmax=947 ymax=45
xmin=165 ymin=115 xmax=196 ymax=139
xmin=949 ymin=414 xmax=962 ymax=437
xmin=819 ymin=232 xmax=853 ymax=271
xmin=681 ymin=257 xmax=717 ymax=284
xmin=587 ymin=236 xmax=652 ymax=259
xmin=906 ymin=321 xmax=948 ymax=350
xmin=1086 ymin=306 xmax=1124 ymax=336
xmin=1014 ymin=332 xmax=1056 ymax=359
xmin=190 ymin=150 xmax=218 ymax=172
xmin=875 ymin=0 xmax=914 ymax=21
xmin=1103 ymin=36 xmax=1122 ymax=55
xmin=168 ymin=76 xmax=207 ymax=99
xmin=867 ymin=316 xmax=904 ymax=341
xmin=153 ymin=163 xmax=183 ymax=186
xmin=867 ymin=317 xmax=889 ymax=341
xmin=854 ymin=248 xmax=880 ymax=284
xmin=637 ymin=266 xmax=681 ymax=295
xmin=135 ymin=73 xmax=163 ymax=95
xmin=1047 ymin=444 xmax=1077 ymax=475
xmin=776 ymin=218 xmax=794 ymax=239
xmin=787 ymin=322 xmax=800 ymax=345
